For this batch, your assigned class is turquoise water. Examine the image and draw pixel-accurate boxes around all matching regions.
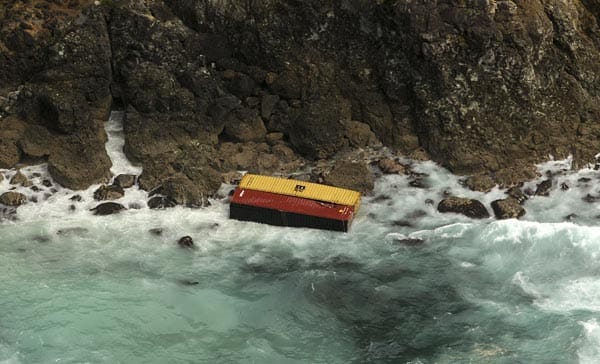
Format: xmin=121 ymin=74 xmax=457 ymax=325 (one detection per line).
xmin=1 ymin=114 xmax=600 ymax=362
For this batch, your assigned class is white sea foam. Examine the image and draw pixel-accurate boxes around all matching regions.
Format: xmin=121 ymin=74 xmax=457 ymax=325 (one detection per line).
xmin=578 ymin=319 xmax=600 ymax=364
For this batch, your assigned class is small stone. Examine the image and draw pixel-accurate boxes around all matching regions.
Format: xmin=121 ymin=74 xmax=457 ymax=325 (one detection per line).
xmin=30 ymin=185 xmax=41 ymax=192
xmin=583 ymin=194 xmax=597 ymax=203
xmin=560 ymin=182 xmax=569 ymax=191
xmin=177 ymin=236 xmax=194 ymax=249
xmin=69 ymin=204 xmax=76 ymax=211
xmin=42 ymin=179 xmax=52 ymax=187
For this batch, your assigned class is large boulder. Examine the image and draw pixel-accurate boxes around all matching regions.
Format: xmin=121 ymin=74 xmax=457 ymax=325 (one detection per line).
xmin=48 ymin=133 xmax=112 ymax=190
xmin=438 ymin=197 xmax=490 ymax=219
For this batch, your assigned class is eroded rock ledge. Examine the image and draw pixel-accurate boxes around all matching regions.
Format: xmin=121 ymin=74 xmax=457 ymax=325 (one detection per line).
xmin=2 ymin=0 xmax=600 ymax=201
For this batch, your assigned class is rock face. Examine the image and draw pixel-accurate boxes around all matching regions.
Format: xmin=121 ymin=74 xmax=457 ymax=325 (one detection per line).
xmin=323 ymin=161 xmax=375 ymax=195
xmin=2 ymin=0 xmax=600 ymax=196
xmin=491 ymin=198 xmax=526 ymax=219
xmin=438 ymin=197 xmax=490 ymax=219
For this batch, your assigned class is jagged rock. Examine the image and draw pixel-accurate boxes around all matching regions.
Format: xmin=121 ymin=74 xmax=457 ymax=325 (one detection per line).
xmin=377 ymin=159 xmax=405 ymax=174
xmin=0 ymin=141 xmax=20 ymax=169
xmin=113 ymin=174 xmax=136 ymax=188
xmin=323 ymin=161 xmax=374 ymax=194
xmin=491 ymin=198 xmax=526 ymax=219
xmin=0 ymin=192 xmax=26 ymax=206
xmin=10 ymin=171 xmax=32 ymax=187
xmin=90 ymin=202 xmax=125 ymax=215
xmin=42 ymin=179 xmax=53 ymax=187
xmin=93 ymin=184 xmax=125 ymax=201
xmin=560 ymin=182 xmax=569 ymax=191
xmin=437 ymin=197 xmax=490 ymax=219
xmin=177 ymin=235 xmax=194 ymax=249
xmin=535 ymin=179 xmax=552 ymax=196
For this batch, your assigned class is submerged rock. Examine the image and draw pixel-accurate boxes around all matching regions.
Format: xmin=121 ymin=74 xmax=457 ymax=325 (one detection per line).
xmin=437 ymin=197 xmax=489 ymax=219
xmin=491 ymin=198 xmax=526 ymax=219
xmin=177 ymin=236 xmax=194 ymax=249
xmin=90 ymin=202 xmax=125 ymax=216
xmin=56 ymin=227 xmax=89 ymax=236
xmin=377 ymin=158 xmax=405 ymax=174
xmin=149 ymin=228 xmax=163 ymax=236
xmin=0 ymin=192 xmax=26 ymax=206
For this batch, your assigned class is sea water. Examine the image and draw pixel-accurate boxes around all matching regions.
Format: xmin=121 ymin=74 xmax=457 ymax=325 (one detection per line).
xmin=1 ymin=113 xmax=600 ymax=363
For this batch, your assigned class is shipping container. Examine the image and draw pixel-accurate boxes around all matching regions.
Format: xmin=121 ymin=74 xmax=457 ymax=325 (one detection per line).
xmin=229 ymin=187 xmax=357 ymax=232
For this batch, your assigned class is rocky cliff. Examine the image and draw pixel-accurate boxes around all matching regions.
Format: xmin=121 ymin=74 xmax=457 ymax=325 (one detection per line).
xmin=1 ymin=0 xmax=600 ymax=197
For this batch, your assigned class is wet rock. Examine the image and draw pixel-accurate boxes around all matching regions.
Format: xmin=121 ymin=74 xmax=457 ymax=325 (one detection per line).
xmin=10 ymin=171 xmax=32 ymax=187
xmin=30 ymin=185 xmax=41 ymax=192
xmin=560 ymin=182 xmax=569 ymax=191
xmin=177 ymin=236 xmax=194 ymax=249
xmin=113 ymin=174 xmax=136 ymax=188
xmin=408 ymin=177 xmax=429 ymax=189
xmin=93 ymin=184 xmax=125 ymax=201
xmin=437 ymin=197 xmax=490 ymax=219
xmin=425 ymin=199 xmax=435 ymax=206
xmin=69 ymin=204 xmax=76 ymax=211
xmin=323 ymin=161 xmax=374 ymax=194
xmin=128 ymin=202 xmax=142 ymax=209
xmin=90 ymin=202 xmax=125 ymax=216
xmin=0 ymin=192 xmax=26 ymax=206
xmin=42 ymin=179 xmax=52 ymax=187
xmin=578 ymin=177 xmax=591 ymax=183
xmin=372 ymin=195 xmax=391 ymax=203
xmin=29 ymin=196 xmax=38 ymax=203
xmin=506 ymin=187 xmax=528 ymax=204
xmin=70 ymin=194 xmax=82 ymax=202
xmin=32 ymin=235 xmax=51 ymax=243
xmin=377 ymin=159 xmax=405 ymax=174
xmin=491 ymin=198 xmax=526 ymax=219
xmin=535 ymin=179 xmax=552 ymax=196
xmin=391 ymin=220 xmax=413 ymax=227
xmin=147 ymin=196 xmax=177 ymax=209
xmin=583 ymin=194 xmax=597 ymax=203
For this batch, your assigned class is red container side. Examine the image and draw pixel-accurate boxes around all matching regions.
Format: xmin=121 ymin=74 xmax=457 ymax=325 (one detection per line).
xmin=231 ymin=188 xmax=354 ymax=222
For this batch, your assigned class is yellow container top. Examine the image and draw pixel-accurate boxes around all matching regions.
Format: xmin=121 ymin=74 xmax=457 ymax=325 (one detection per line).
xmin=239 ymin=174 xmax=361 ymax=211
